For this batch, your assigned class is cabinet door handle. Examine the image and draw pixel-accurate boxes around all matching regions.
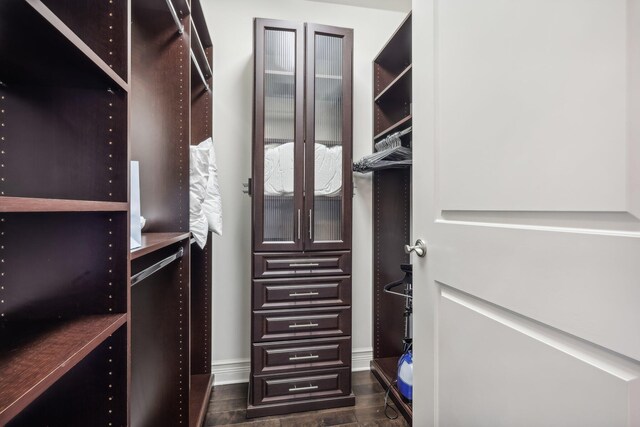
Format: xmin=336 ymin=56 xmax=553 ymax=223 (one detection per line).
xmin=288 ymin=263 xmax=320 ymax=268
xmin=289 ymin=354 xmax=319 ymax=361
xmin=289 ymin=384 xmax=319 ymax=392
xmin=297 ymin=209 xmax=301 ymax=241
xmin=289 ymin=291 xmax=320 ymax=297
xmin=309 ymin=209 xmax=313 ymax=240
xmin=289 ymin=322 xmax=319 ymax=329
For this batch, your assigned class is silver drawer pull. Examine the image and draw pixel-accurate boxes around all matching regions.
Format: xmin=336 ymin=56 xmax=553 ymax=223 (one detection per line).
xmin=289 ymin=384 xmax=319 ymax=392
xmin=289 ymin=322 xmax=319 ymax=329
xmin=289 ymin=263 xmax=320 ymax=267
xmin=289 ymin=291 xmax=320 ymax=297
xmin=289 ymin=354 xmax=319 ymax=361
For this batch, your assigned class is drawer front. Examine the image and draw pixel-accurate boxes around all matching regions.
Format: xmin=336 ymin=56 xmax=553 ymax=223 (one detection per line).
xmin=253 ymin=252 xmax=351 ymax=279
xmin=252 ymin=337 xmax=351 ymax=375
xmin=253 ymin=307 xmax=351 ymax=342
xmin=252 ymin=368 xmax=351 ymax=405
xmin=252 ymin=276 xmax=351 ymax=310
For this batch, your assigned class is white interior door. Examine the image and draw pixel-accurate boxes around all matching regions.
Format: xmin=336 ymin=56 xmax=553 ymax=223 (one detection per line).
xmin=412 ymin=1 xmax=640 ymax=426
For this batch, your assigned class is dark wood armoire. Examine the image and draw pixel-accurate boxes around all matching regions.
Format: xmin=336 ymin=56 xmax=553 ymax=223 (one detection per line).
xmin=247 ymin=18 xmax=355 ymax=418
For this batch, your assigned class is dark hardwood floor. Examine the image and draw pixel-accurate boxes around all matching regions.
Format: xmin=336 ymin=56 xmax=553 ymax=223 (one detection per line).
xmin=205 ymin=371 xmax=410 ymax=426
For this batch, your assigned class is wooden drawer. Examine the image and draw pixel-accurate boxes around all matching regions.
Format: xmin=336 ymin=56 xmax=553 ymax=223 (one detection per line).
xmin=253 ymin=252 xmax=351 ymax=279
xmin=252 ymin=337 xmax=351 ymax=375
xmin=252 ymin=368 xmax=351 ymax=406
xmin=253 ymin=307 xmax=351 ymax=342
xmin=252 ymin=276 xmax=351 ymax=310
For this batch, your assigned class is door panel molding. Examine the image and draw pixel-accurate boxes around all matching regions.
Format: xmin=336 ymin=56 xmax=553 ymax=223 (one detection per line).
xmin=439 ymin=293 xmax=639 ymax=426
xmin=440 ymin=284 xmax=640 ymax=381
xmin=431 ymin=222 xmax=640 ymax=360
xmin=436 ymin=214 xmax=640 ymax=238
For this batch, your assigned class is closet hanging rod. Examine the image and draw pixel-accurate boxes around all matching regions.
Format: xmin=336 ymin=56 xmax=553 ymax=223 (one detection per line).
xmin=131 ymin=247 xmax=184 ymax=286
xmin=191 ymin=50 xmax=212 ymax=93
xmin=191 ymin=23 xmax=213 ymax=78
xmin=396 ymin=126 xmax=412 ymax=137
xmin=374 ymin=126 xmax=412 ymax=152
xmin=376 ymin=126 xmax=412 ymax=146
xmin=164 ymin=0 xmax=184 ymax=34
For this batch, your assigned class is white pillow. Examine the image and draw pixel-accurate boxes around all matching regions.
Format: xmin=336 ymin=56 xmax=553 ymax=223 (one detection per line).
xmin=189 ymin=142 xmax=211 ymax=248
xmin=202 ymin=139 xmax=223 ymax=236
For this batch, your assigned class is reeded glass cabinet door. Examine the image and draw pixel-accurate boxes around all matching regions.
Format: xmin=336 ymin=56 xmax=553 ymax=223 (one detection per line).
xmin=253 ymin=19 xmax=305 ymax=251
xmin=305 ymin=24 xmax=353 ymax=250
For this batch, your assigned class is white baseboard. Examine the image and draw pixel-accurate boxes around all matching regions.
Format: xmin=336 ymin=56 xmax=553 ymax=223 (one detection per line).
xmin=211 ymin=347 xmax=374 ymax=385
xmin=351 ymin=347 xmax=374 ymax=372
xmin=211 ymin=358 xmax=251 ymax=385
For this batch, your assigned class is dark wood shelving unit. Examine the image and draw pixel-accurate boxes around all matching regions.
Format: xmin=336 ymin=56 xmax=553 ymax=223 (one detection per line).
xmin=129 ymin=0 xmax=214 ymax=425
xmin=2 ymin=0 xmax=213 ymax=424
xmin=1 ymin=0 xmax=130 ymax=424
xmin=370 ymin=357 xmax=413 ymax=422
xmin=371 ymin=11 xmax=413 ymax=426
xmin=0 ymin=314 xmax=127 ymax=424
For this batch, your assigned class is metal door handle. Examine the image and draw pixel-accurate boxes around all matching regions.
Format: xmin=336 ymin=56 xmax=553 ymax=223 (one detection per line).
xmin=289 ymin=384 xmax=318 ymax=392
xmin=289 ymin=263 xmax=320 ymax=267
xmin=289 ymin=322 xmax=319 ymax=329
xmin=404 ymin=239 xmax=427 ymax=257
xmin=289 ymin=291 xmax=320 ymax=297
xmin=289 ymin=354 xmax=319 ymax=361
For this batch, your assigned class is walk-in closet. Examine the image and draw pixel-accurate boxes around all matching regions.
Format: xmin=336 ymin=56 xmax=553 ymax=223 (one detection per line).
xmin=3 ymin=0 xmax=639 ymax=426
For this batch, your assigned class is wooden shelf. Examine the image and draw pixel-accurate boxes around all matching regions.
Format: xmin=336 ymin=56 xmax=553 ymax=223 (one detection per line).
xmin=131 ymin=232 xmax=191 ymax=259
xmin=265 ymin=69 xmax=294 ymax=76
xmin=375 ymin=64 xmax=412 ymax=104
xmin=0 ymin=0 xmax=127 ymax=90
xmin=374 ymin=12 xmax=412 ymax=70
xmin=0 ymin=196 xmax=128 ymax=213
xmin=370 ymin=357 xmax=412 ymax=424
xmin=374 ymin=115 xmax=412 ymax=141
xmin=316 ymin=74 xmax=342 ymax=80
xmin=189 ymin=373 xmax=214 ymax=427
xmin=0 ymin=314 xmax=127 ymax=424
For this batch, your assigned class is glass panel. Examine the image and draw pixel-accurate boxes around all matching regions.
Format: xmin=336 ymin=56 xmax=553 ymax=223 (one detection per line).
xmin=313 ymin=34 xmax=343 ymax=242
xmin=263 ymin=29 xmax=296 ymax=242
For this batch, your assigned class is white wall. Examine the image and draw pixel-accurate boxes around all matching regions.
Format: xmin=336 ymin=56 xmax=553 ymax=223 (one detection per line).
xmin=202 ymin=0 xmax=408 ymax=384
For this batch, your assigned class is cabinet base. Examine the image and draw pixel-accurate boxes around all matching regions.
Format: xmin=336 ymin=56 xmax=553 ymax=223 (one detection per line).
xmin=245 ymin=394 xmax=355 ymax=419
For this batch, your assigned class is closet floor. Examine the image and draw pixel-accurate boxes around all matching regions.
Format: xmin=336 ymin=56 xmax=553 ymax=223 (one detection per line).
xmin=204 ymin=371 xmax=410 ymax=426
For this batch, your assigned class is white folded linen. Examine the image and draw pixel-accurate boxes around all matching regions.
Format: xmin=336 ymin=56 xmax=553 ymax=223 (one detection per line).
xmin=263 ymin=142 xmax=342 ymax=197
xmin=264 ymin=142 xmax=295 ymax=196
xmin=314 ymin=144 xmax=342 ymax=197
